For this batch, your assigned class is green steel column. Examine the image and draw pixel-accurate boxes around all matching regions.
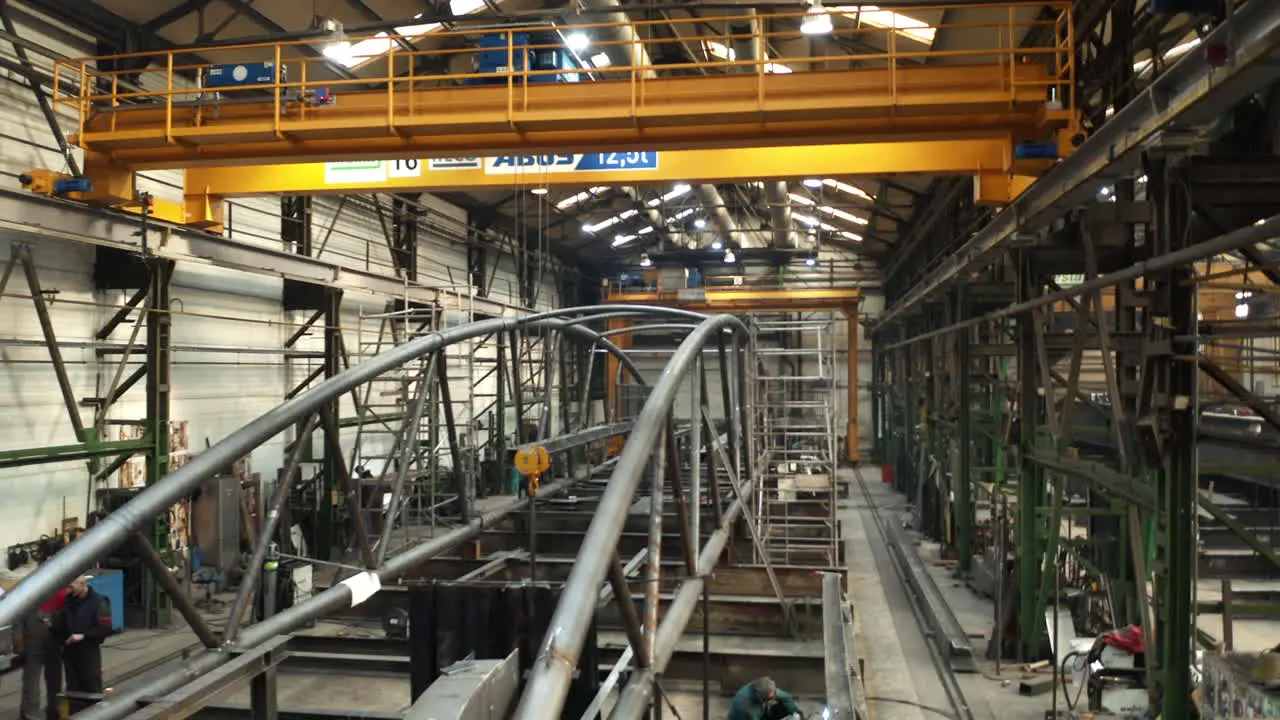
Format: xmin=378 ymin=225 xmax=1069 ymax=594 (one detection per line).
xmin=316 ymin=288 xmax=344 ymax=560
xmin=144 ymin=259 xmax=175 ymax=628
xmin=1016 ymin=251 xmax=1045 ymax=660
xmin=1156 ymin=159 xmax=1197 ymax=720
xmin=906 ymin=335 xmax=916 ymax=497
xmin=871 ymin=349 xmax=884 ymax=464
xmin=496 ymin=333 xmax=507 ymax=492
xmin=956 ymin=290 xmax=973 ymax=573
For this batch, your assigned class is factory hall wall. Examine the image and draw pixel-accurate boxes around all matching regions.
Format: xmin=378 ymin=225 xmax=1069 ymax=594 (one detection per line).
xmin=0 ymin=2 xmax=563 ymax=551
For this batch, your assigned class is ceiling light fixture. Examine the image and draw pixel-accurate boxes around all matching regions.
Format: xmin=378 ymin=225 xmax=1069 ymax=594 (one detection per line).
xmin=803 ymin=178 xmax=823 ymax=188
xmin=639 ymin=253 xmax=652 ymax=267
xmin=801 ymin=3 xmax=834 ymax=35
xmin=694 ymin=218 xmax=707 ymax=229
xmin=566 ymin=31 xmax=590 ymax=53
xmin=321 ymin=19 xmax=354 ymax=64
xmin=805 ymin=254 xmax=817 ymax=267
xmin=590 ymin=52 xmax=612 ymax=68
xmin=531 ymin=187 xmax=548 ymax=195
xmin=723 ymin=249 xmax=736 ymax=263
xmin=711 ymin=239 xmax=723 ymax=250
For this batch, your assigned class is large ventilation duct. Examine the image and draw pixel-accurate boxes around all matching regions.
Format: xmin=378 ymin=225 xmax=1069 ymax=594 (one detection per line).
xmin=734 ymin=15 xmax=796 ymax=248
xmin=765 ymin=181 xmax=802 ymax=248
xmin=621 ymin=186 xmax=673 ymax=246
xmin=695 ymin=184 xmax=753 ymax=248
xmin=577 ymin=0 xmax=753 ymax=248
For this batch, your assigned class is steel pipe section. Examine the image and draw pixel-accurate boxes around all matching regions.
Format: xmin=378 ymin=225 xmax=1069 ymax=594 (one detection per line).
xmin=510 ymin=313 xmax=749 ymax=720
xmin=75 ymin=474 xmax=581 ymax=720
xmin=0 ymin=304 xmax=697 ymax=632
xmin=608 ymin=488 xmax=746 ymax=720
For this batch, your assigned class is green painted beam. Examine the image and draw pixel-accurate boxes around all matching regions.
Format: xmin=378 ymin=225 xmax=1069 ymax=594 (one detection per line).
xmin=0 ymin=438 xmax=152 ymax=469
xmin=1196 ymin=495 xmax=1280 ymax=571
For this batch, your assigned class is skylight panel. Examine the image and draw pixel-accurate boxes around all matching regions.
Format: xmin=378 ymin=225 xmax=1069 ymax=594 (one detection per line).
xmin=334 ymin=0 xmax=486 ymax=69
xmin=831 ymin=5 xmax=936 ymax=45
xmin=704 ymin=41 xmax=792 ymax=74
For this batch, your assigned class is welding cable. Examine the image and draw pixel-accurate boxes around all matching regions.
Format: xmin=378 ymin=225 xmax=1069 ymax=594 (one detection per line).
xmin=864 ymin=697 xmax=956 ymax=719
xmin=1060 ymin=650 xmax=1087 ymax=710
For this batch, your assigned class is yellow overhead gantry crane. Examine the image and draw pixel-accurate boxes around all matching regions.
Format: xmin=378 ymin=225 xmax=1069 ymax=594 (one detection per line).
xmin=602 ymin=285 xmax=864 ymax=463
xmin=34 ymin=4 xmax=1076 ymax=229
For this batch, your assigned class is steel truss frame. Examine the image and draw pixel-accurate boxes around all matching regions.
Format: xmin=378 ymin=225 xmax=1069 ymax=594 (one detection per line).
xmin=0 ymin=304 xmax=751 ymax=720
xmin=874 ymin=148 xmax=1280 ymax=720
xmin=512 ymin=312 xmax=793 ymax=720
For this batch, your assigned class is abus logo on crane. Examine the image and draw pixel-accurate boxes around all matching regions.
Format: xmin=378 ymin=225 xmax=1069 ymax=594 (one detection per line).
xmin=485 ymin=155 xmax=577 ymax=174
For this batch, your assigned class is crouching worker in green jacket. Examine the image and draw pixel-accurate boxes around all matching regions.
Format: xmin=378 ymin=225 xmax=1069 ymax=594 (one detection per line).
xmin=729 ymin=677 xmax=801 ymax=720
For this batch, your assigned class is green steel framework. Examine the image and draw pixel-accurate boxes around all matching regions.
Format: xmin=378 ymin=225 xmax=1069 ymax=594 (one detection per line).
xmin=871 ymin=150 xmax=1280 ymax=719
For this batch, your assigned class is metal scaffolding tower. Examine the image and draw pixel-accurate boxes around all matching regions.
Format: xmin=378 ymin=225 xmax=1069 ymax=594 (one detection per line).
xmin=753 ymin=315 xmax=841 ymax=568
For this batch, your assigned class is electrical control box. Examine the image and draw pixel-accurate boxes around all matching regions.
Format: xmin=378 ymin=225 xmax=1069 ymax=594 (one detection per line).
xmin=470 ymin=33 xmax=580 ymax=85
xmin=475 ymin=33 xmax=529 ymax=76
xmin=203 ymin=62 xmax=282 ymax=90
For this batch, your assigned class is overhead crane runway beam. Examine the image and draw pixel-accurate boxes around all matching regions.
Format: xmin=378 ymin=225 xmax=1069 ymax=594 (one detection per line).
xmin=70 ymin=64 xmax=1062 ymax=169
xmin=182 ymin=137 xmax=1020 ymax=198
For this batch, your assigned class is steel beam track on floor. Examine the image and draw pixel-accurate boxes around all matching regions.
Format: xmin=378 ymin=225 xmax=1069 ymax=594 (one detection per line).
xmin=854 ymin=471 xmax=975 ymax=720
xmin=882 ymin=520 xmax=976 ymax=673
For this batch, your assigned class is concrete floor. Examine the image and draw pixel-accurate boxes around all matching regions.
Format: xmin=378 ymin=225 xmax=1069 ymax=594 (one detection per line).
xmin=843 ymin=467 xmax=1057 ymax=720
xmin=0 ymin=472 xmax=1076 ymax=720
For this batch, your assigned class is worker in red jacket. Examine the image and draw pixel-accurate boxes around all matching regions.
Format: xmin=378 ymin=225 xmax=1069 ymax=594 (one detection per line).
xmin=18 ymin=584 xmax=67 ymax=720
xmin=50 ymin=576 xmax=111 ymax=694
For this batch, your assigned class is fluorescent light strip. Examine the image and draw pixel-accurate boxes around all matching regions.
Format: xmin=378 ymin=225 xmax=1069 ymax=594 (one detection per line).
xmin=822 ymin=178 xmax=874 ymax=201
xmin=557 ymin=186 xmax=610 ymax=211
xmin=666 ymin=208 xmax=696 ymax=224
xmin=819 ymin=205 xmax=869 ymax=225
xmin=586 ymin=215 xmax=623 ymax=233
xmin=612 ymin=234 xmax=636 ymax=247
xmin=661 ymin=184 xmax=692 ymax=202
xmin=1133 ymin=37 xmax=1201 ymax=74
xmin=788 ymin=192 xmax=816 ymax=207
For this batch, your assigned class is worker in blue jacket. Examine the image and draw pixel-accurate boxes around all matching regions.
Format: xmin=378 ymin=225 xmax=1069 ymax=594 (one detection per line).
xmin=50 ymin=576 xmax=112 ymax=694
xmin=728 ymin=677 xmax=801 ymax=720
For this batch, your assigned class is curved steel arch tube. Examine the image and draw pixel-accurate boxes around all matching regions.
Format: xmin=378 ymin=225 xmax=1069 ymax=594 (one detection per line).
xmin=598 ymin=322 xmax=703 ymax=337
xmin=510 ymin=313 xmax=750 ymax=720
xmin=0 ymin=305 xmax=697 ymax=632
